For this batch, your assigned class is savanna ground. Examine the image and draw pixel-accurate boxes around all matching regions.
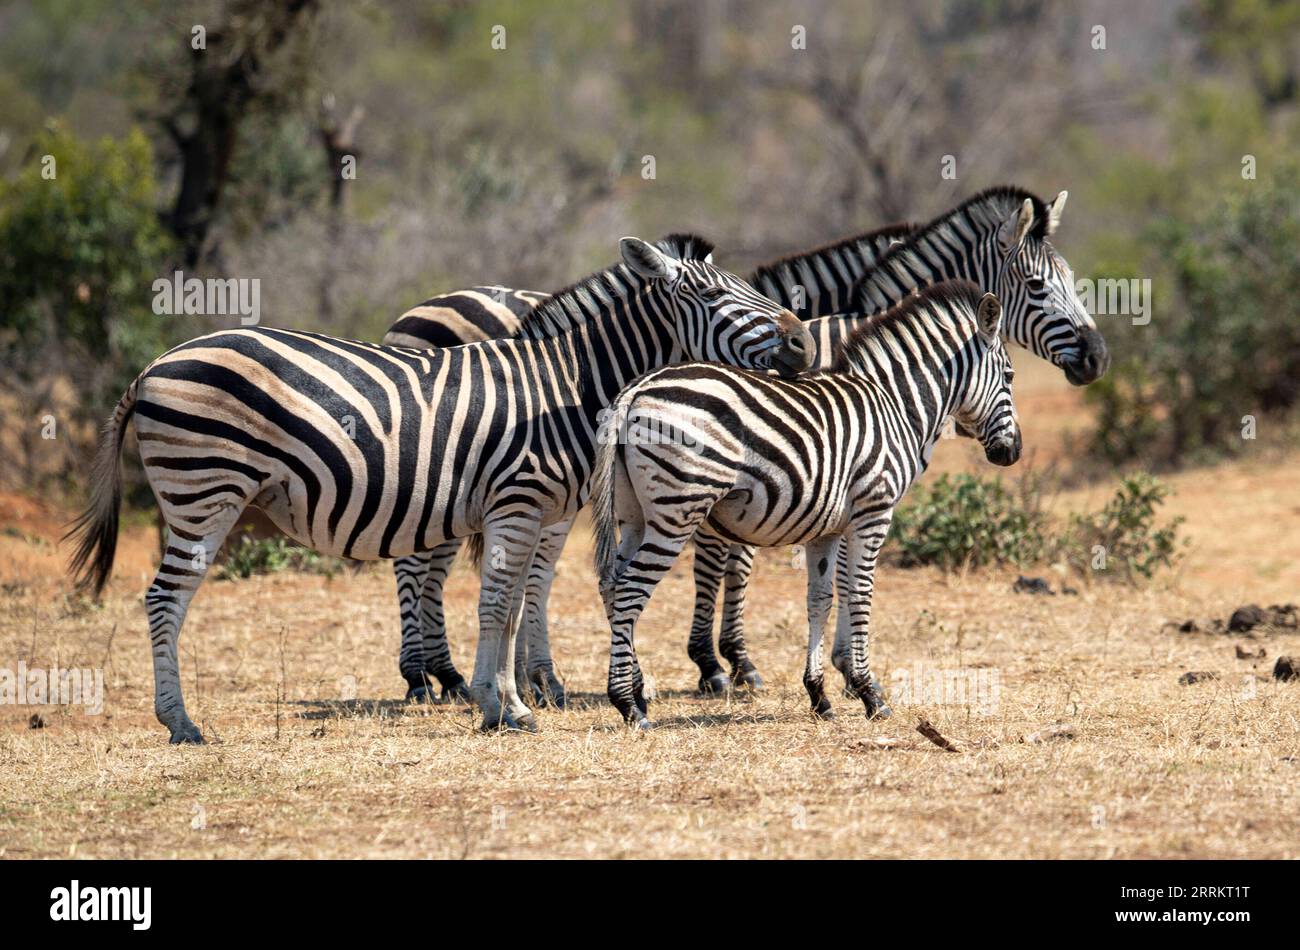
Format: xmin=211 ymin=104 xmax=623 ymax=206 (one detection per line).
xmin=1 ymin=355 xmax=1298 ymax=859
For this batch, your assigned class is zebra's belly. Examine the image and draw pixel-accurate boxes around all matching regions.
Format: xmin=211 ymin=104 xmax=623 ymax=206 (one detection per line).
xmin=706 ymin=487 xmax=850 ymax=549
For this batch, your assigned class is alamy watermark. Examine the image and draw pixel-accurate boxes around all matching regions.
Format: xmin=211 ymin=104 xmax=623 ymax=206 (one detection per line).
xmin=596 ymin=405 xmax=700 ymax=448
xmin=1075 ymin=277 xmax=1151 ymax=326
xmin=889 ymin=663 xmax=1000 ymax=716
xmin=152 ymin=270 xmax=261 ymax=326
xmin=0 ymin=662 xmax=103 ymax=715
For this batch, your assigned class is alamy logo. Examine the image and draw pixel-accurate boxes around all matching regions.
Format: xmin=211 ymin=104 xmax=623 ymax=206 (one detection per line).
xmin=152 ymin=270 xmax=261 ymax=325
xmin=49 ymin=881 xmax=151 ymax=930
xmin=0 ymin=662 xmax=103 ymax=715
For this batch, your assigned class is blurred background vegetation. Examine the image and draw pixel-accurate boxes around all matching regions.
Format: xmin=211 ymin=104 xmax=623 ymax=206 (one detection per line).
xmin=1 ymin=0 xmax=1298 ymax=500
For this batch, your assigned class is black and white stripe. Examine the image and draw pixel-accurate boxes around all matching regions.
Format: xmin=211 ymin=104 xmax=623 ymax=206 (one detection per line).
xmin=591 ymin=282 xmax=1021 ymax=726
xmin=66 ymin=235 xmax=814 ymax=742
xmin=687 ymin=186 xmax=1111 ymax=694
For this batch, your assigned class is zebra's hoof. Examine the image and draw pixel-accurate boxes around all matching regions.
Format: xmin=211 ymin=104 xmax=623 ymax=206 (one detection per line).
xmin=168 ymin=726 xmax=205 ymax=745
xmin=480 ymin=710 xmax=539 ymax=733
xmin=865 ymin=702 xmax=892 ymax=721
xmin=733 ymin=669 xmax=764 ymax=692
xmin=530 ymin=677 xmax=567 ymax=710
xmin=633 ymin=717 xmax=656 ymax=731
xmin=440 ymin=681 xmax=473 ymax=704
xmin=812 ymin=697 xmax=835 ymax=721
xmin=697 ymin=672 xmax=731 ymax=696
xmin=406 ymin=684 xmax=437 ymax=703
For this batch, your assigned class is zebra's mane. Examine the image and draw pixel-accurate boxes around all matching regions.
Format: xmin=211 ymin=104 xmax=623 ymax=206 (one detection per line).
xmin=833 ymin=279 xmax=984 ymax=373
xmin=517 ymin=234 xmax=716 ymax=342
xmin=747 ymin=221 xmax=915 ymax=291
xmin=850 ymin=185 xmax=1050 ymax=311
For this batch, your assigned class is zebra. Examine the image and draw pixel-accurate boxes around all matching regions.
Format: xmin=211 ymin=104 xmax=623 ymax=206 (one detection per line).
xmin=381 ymin=286 xmax=573 ymax=706
xmin=66 ymin=234 xmax=815 ymax=742
xmin=684 ymin=186 xmax=1111 ymax=696
xmin=383 ymin=223 xmax=915 ymax=706
xmin=590 ymin=282 xmax=1021 ymax=726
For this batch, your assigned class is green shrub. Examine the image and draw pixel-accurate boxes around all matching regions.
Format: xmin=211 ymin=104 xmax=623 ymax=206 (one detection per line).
xmin=217 ymin=532 xmax=343 ymax=580
xmin=1060 ymin=474 xmax=1186 ymax=582
xmin=890 ymin=472 xmax=1185 ymax=583
xmin=888 ymin=473 xmax=1053 ymax=570
xmin=1084 ymin=165 xmax=1300 ymax=467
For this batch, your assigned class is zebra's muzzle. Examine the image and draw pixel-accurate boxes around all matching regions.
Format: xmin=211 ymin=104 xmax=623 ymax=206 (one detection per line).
xmin=772 ymin=319 xmax=814 ymax=378
xmin=984 ymin=429 xmax=1022 ymax=467
xmin=1063 ymin=327 xmax=1110 ymax=385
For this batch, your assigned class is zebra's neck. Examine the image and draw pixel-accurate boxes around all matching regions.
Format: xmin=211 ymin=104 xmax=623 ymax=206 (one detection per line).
xmin=747 ymin=223 xmax=913 ymax=319
xmin=836 ymin=306 xmax=978 ymax=454
xmin=529 ymin=285 xmax=679 ymax=422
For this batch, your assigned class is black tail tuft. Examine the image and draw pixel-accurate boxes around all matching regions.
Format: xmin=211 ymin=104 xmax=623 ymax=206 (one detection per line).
xmin=65 ymin=386 xmax=137 ymax=599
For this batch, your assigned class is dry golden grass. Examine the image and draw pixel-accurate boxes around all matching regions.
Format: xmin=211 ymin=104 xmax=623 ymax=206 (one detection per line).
xmin=2 ymin=440 xmax=1299 ymax=859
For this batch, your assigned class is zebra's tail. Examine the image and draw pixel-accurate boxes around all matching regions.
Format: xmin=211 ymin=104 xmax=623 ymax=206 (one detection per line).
xmin=591 ymin=389 xmax=636 ymax=590
xmin=65 ymin=376 xmax=141 ymax=599
xmin=464 ymin=532 xmax=484 ymax=571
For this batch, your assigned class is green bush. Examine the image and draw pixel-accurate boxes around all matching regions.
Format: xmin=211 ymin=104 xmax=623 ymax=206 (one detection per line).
xmin=1060 ymin=474 xmax=1186 ymax=582
xmin=888 ymin=473 xmax=1053 ymax=570
xmin=889 ymin=472 xmax=1185 ymax=583
xmin=217 ymin=532 xmax=343 ymax=581
xmin=1085 ymin=165 xmax=1300 ymax=467
xmin=0 ymin=124 xmax=176 ymax=414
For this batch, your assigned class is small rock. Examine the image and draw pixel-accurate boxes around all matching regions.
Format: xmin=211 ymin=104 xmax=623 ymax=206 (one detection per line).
xmin=28 ymin=713 xmax=45 ymax=729
xmin=1274 ymin=656 xmax=1299 ymax=682
xmin=1179 ymin=671 xmax=1219 ymax=686
xmin=1235 ymin=644 xmax=1266 ymax=660
xmin=1060 ymin=586 xmax=1079 ymax=596
xmin=1229 ymin=605 xmax=1267 ymax=632
xmin=1013 ymin=576 xmax=1054 ymax=595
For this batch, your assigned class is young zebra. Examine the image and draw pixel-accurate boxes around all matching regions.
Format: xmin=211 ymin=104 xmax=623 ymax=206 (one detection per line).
xmin=382 ymin=223 xmax=914 ymax=706
xmin=686 ymin=186 xmax=1110 ymax=695
xmin=591 ymin=282 xmax=1021 ymax=726
xmin=66 ymin=235 xmax=814 ymax=742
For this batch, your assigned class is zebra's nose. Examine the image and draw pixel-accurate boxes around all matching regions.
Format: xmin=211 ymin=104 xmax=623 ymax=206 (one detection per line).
xmin=773 ymin=319 xmax=814 ymax=376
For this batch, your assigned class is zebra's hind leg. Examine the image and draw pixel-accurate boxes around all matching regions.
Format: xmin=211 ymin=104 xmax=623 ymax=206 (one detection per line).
xmin=608 ymin=523 xmax=703 ymax=727
xmin=518 ymin=519 xmax=571 ymax=709
xmin=719 ymin=543 xmax=763 ymax=691
xmin=419 ymin=540 xmax=472 ymax=702
xmin=801 ymin=537 xmax=839 ymax=720
xmin=687 ymin=531 xmax=730 ymax=696
xmin=470 ymin=517 xmax=542 ymax=732
xmin=149 ymin=508 xmax=243 ymax=744
xmin=395 ymin=552 xmax=434 ymax=699
xmin=839 ymin=515 xmax=894 ymax=721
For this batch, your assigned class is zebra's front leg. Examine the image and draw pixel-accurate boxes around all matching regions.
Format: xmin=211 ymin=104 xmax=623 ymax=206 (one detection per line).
xmin=471 ymin=517 xmax=542 ymax=732
xmin=687 ymin=530 xmax=731 ymax=696
xmin=839 ymin=513 xmax=894 ymax=720
xmin=718 ymin=543 xmax=763 ymax=691
xmin=517 ymin=518 xmax=572 ymax=708
xmin=801 ymin=537 xmax=839 ymax=720
xmin=150 ymin=508 xmax=243 ymax=744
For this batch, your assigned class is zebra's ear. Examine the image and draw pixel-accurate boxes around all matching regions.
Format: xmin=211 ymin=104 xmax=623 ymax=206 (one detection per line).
xmin=1000 ymin=198 xmax=1035 ymax=251
xmin=977 ymin=292 xmax=1003 ymax=340
xmin=1046 ymin=190 xmax=1068 ymax=235
xmin=620 ymin=237 xmax=681 ymax=281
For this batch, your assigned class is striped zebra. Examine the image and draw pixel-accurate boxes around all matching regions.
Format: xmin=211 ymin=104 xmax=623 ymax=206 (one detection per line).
xmin=685 ymin=186 xmax=1110 ymax=696
xmin=383 ymin=223 xmax=914 ymax=705
xmin=382 ymin=286 xmax=573 ymax=706
xmin=591 ymin=282 xmax=1021 ymax=726
xmin=66 ymin=235 xmax=814 ymax=742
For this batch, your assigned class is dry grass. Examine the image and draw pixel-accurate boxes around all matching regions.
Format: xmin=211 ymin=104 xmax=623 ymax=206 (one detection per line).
xmin=3 ymin=445 xmax=1299 ymax=859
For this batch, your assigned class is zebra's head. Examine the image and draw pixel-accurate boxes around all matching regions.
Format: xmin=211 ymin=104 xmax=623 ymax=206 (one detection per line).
xmin=954 ymin=292 xmax=1022 ymax=467
xmin=992 ymin=191 xmax=1110 ymax=386
xmin=620 ymin=236 xmax=814 ymax=378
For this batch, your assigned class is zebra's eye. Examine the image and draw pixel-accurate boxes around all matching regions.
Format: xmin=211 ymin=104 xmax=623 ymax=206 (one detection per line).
xmin=700 ymin=288 xmax=728 ymax=304
xmin=1004 ymin=368 xmax=1015 ymax=385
